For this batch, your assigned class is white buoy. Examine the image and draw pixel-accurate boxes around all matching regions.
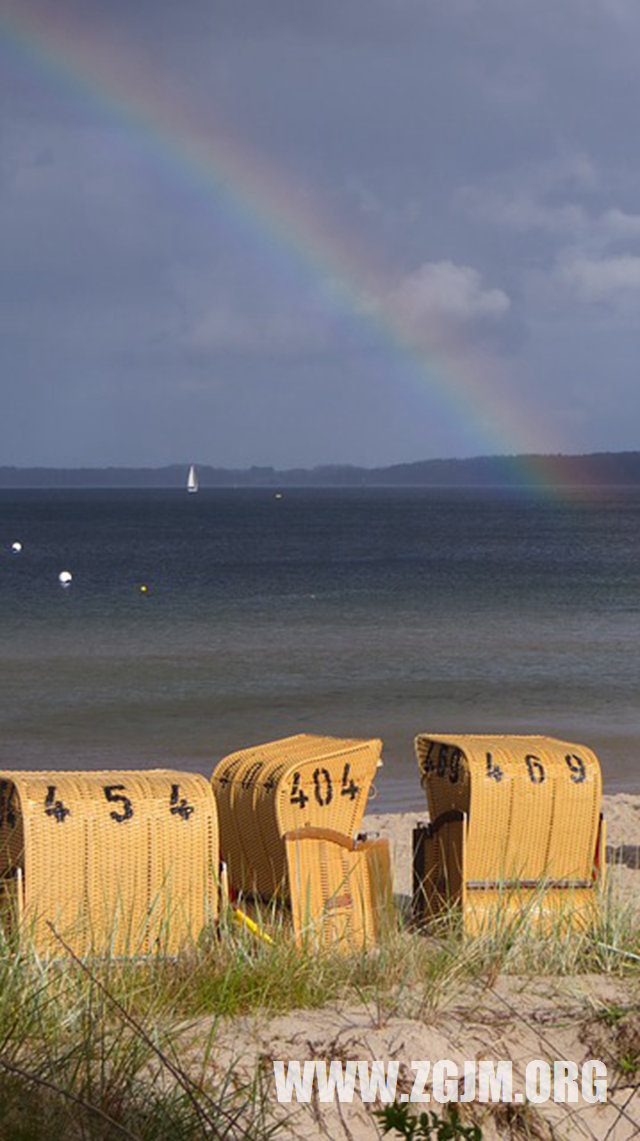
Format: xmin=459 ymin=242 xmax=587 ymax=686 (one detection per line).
xmin=11 ymin=542 xmax=22 ymax=553
xmin=58 ymin=570 xmax=72 ymax=588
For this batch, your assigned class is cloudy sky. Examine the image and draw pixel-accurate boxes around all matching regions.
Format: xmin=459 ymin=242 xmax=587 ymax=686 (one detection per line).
xmin=2 ymin=0 xmax=640 ymax=468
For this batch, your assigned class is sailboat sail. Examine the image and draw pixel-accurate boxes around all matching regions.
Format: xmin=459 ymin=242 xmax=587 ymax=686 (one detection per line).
xmin=187 ymin=464 xmax=199 ymax=493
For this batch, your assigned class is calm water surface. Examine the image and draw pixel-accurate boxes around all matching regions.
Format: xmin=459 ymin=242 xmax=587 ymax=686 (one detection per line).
xmin=1 ymin=487 xmax=639 ymax=810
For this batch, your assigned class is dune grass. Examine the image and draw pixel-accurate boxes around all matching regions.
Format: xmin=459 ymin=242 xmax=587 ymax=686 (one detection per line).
xmin=145 ymin=878 xmax=639 ymax=1024
xmin=0 ymin=878 xmax=635 ymax=1140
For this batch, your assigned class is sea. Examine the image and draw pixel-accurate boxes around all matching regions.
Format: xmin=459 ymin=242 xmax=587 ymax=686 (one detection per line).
xmin=1 ymin=486 xmax=639 ymax=812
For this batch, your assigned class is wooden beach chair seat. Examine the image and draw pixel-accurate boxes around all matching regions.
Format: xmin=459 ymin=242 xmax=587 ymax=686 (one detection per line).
xmin=412 ymin=734 xmax=605 ymax=935
xmin=285 ymin=827 xmax=392 ymax=951
xmin=0 ymin=769 xmax=219 ymax=957
xmin=211 ymin=734 xmax=382 ymax=897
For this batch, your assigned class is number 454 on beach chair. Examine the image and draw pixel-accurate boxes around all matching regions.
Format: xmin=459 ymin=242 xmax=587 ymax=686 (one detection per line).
xmin=412 ymin=734 xmax=606 ymax=936
xmin=0 ymin=770 xmax=219 ymax=957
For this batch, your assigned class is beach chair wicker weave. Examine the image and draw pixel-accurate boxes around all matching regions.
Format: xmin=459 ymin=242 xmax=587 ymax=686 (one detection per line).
xmin=211 ymin=734 xmax=382 ymax=897
xmin=285 ymin=827 xmax=392 ymax=951
xmin=413 ymin=734 xmax=605 ymax=934
xmin=0 ymin=770 xmax=219 ymax=956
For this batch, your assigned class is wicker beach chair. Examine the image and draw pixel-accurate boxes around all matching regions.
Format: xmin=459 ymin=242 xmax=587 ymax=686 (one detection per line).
xmin=285 ymin=827 xmax=392 ymax=951
xmin=211 ymin=734 xmax=382 ymax=897
xmin=412 ymin=734 xmax=605 ymax=935
xmin=0 ymin=770 xmax=219 ymax=956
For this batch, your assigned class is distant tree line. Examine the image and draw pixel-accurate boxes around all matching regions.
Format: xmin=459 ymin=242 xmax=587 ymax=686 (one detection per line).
xmin=2 ymin=452 xmax=640 ymax=487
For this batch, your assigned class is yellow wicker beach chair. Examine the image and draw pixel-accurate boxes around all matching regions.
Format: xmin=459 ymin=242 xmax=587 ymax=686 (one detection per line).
xmin=413 ymin=734 xmax=605 ymax=935
xmin=285 ymin=827 xmax=392 ymax=951
xmin=211 ymin=734 xmax=382 ymax=897
xmin=0 ymin=770 xmax=219 ymax=957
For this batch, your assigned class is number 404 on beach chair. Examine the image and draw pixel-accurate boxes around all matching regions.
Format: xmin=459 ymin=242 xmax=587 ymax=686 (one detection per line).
xmin=211 ymin=734 xmax=383 ymax=898
xmin=412 ymin=735 xmax=606 ymax=936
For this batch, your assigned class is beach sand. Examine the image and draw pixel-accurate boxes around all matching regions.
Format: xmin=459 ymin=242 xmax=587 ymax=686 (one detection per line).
xmin=205 ymin=795 xmax=639 ymax=1141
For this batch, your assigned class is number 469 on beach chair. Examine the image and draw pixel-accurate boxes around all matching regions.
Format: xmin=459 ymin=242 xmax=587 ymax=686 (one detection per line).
xmin=412 ymin=735 xmax=606 ymax=936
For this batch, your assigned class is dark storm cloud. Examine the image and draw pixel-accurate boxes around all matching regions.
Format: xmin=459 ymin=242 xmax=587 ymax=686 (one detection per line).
xmin=2 ymin=0 xmax=640 ymax=465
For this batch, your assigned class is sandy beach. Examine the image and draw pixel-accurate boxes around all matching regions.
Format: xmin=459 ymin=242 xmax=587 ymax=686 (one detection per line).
xmin=203 ymin=795 xmax=639 ymax=1141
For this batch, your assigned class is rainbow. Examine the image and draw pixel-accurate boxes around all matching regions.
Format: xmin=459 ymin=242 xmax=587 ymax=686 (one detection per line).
xmin=1 ymin=2 xmax=582 ymax=486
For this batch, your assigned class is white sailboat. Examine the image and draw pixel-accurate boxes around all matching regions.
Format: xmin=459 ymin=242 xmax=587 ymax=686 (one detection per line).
xmin=187 ymin=464 xmax=199 ymax=494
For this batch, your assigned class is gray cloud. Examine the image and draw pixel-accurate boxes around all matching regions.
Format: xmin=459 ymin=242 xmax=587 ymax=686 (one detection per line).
xmin=391 ymin=262 xmax=510 ymax=322
xmin=554 ymin=253 xmax=640 ymax=310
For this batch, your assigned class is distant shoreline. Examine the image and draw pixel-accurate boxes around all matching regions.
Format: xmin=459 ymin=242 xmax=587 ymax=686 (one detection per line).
xmin=4 ymin=450 xmax=640 ymax=487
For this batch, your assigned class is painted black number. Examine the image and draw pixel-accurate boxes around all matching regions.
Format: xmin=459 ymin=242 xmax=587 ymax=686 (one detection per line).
xmin=525 ymin=755 xmax=545 ymax=784
xmin=449 ymin=748 xmax=461 ymax=784
xmin=263 ymin=774 xmax=277 ymax=793
xmin=241 ymin=762 xmax=262 ymax=790
xmin=0 ymin=781 xmax=17 ymax=828
xmin=436 ymin=745 xmax=448 ymax=778
xmin=565 ymin=754 xmax=586 ymax=783
xmin=485 ymin=753 xmax=504 ymax=782
xmin=340 ymin=763 xmax=360 ymax=800
xmin=422 ymin=742 xmax=435 ymax=775
xmin=103 ymin=785 xmax=134 ymax=823
xmin=313 ymin=767 xmax=333 ymax=807
xmin=170 ymin=784 xmax=194 ymax=820
xmin=289 ymin=772 xmax=309 ymax=809
xmin=45 ymin=785 xmax=70 ymax=823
